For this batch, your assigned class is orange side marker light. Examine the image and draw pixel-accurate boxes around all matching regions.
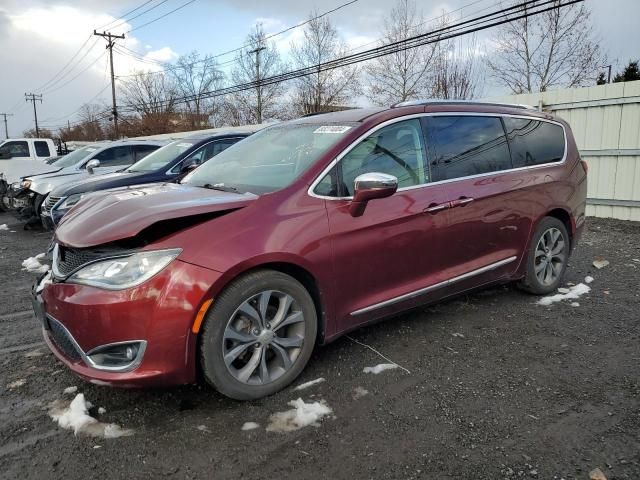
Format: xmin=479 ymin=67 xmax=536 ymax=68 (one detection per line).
xmin=192 ymin=299 xmax=213 ymax=334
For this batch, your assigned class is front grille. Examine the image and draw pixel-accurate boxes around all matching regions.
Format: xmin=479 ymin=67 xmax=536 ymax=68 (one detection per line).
xmin=53 ymin=244 xmax=136 ymax=277
xmin=42 ymin=196 xmax=61 ymax=213
xmin=55 ymin=246 xmax=104 ymax=276
xmin=47 ymin=317 xmax=82 ymax=361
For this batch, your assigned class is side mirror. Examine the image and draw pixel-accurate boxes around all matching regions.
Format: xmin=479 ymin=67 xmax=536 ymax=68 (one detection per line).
xmin=349 ymin=172 xmax=398 ymax=217
xmin=180 ymin=161 xmax=198 ymax=174
xmin=86 ymin=159 xmax=100 ymax=174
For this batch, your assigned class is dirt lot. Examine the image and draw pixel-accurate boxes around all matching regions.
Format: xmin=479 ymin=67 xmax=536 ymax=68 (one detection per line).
xmin=0 ymin=212 xmax=639 ymax=480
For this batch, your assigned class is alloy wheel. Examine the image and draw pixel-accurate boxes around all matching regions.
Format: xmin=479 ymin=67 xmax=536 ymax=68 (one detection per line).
xmin=222 ymin=290 xmax=305 ymax=385
xmin=534 ymin=227 xmax=566 ymax=286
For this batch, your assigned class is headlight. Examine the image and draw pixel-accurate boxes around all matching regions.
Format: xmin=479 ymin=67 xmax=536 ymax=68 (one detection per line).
xmin=67 ymin=249 xmax=182 ymax=290
xmin=21 ymin=179 xmax=31 ymax=189
xmin=57 ymin=194 xmax=84 ymax=210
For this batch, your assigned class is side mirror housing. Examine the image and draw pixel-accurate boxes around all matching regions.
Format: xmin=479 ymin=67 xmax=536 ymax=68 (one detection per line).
xmin=86 ymin=159 xmax=100 ymax=174
xmin=180 ymin=161 xmax=198 ymax=174
xmin=349 ymin=172 xmax=398 ymax=217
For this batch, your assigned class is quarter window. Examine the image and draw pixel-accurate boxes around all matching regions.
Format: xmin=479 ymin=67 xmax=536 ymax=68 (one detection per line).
xmin=317 ymin=119 xmax=428 ymax=197
xmin=425 ymin=116 xmax=512 ymax=182
xmin=503 ymin=118 xmax=565 ymax=168
xmin=34 ymin=141 xmax=51 ymax=157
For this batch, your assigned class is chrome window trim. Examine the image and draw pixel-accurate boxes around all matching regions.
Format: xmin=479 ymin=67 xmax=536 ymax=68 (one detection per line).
xmin=45 ymin=315 xmax=147 ymax=372
xmin=307 ymin=112 xmax=568 ymax=200
xmin=166 ymin=137 xmax=244 ymax=175
xmin=350 ymin=256 xmax=517 ymax=316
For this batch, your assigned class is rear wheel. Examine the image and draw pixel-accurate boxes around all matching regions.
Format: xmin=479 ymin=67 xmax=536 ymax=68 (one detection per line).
xmin=199 ymin=270 xmax=317 ymax=400
xmin=519 ymin=217 xmax=570 ymax=295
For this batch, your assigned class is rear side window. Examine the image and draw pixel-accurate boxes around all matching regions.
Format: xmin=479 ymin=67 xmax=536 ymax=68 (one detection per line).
xmin=133 ymin=145 xmax=159 ymax=161
xmin=34 ymin=141 xmax=51 ymax=157
xmin=503 ymin=118 xmax=565 ymax=167
xmin=92 ymin=146 xmax=133 ymax=166
xmin=425 ymin=116 xmax=512 ymax=182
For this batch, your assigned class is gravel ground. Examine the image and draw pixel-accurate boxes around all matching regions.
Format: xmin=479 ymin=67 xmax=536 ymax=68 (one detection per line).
xmin=0 ymin=212 xmax=639 ymax=480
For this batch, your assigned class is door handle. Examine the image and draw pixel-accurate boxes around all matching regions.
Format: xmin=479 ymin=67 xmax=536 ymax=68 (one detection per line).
xmin=424 ymin=203 xmax=449 ymax=214
xmin=451 ymin=197 xmax=474 ymax=207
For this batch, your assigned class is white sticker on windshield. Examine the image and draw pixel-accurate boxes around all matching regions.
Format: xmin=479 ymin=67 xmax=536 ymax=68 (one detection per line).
xmin=176 ymin=143 xmax=192 ymax=148
xmin=313 ymin=126 xmax=352 ymax=134
xmin=86 ymin=148 xmax=97 ymax=152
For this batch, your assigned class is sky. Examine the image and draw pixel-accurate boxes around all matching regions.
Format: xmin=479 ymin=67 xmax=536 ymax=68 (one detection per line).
xmin=0 ymin=0 xmax=638 ymax=137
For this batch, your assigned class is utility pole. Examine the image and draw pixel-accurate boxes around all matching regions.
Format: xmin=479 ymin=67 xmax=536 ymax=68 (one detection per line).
xmin=249 ymin=46 xmax=266 ymax=124
xmin=0 ymin=113 xmax=13 ymax=139
xmin=24 ymin=93 xmax=43 ymax=137
xmin=94 ymin=30 xmax=125 ymax=139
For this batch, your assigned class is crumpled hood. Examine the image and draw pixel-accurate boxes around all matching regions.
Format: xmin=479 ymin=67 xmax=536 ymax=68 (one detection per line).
xmin=29 ymin=167 xmax=84 ymax=195
xmin=0 ymin=159 xmax=60 ymax=185
xmin=55 ymin=183 xmax=257 ymax=248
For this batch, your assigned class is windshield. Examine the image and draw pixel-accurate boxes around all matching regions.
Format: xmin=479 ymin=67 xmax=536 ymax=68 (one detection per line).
xmin=52 ymin=146 xmax=99 ymax=168
xmin=182 ymin=123 xmax=354 ymax=194
xmin=128 ymin=140 xmax=196 ymax=172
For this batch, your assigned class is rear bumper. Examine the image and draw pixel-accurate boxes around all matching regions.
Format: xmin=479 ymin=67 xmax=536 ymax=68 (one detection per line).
xmin=37 ymin=259 xmax=222 ymax=387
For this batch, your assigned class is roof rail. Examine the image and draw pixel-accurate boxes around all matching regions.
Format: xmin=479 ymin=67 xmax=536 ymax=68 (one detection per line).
xmin=391 ymin=99 xmax=537 ymax=110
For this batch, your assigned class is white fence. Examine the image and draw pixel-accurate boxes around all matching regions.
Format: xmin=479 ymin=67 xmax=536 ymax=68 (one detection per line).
xmin=485 ymin=80 xmax=640 ymax=221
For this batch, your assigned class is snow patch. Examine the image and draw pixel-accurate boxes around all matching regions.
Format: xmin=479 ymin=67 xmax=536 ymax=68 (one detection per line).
xmin=266 ymin=398 xmax=332 ymax=433
xmin=363 ymin=363 xmax=399 ymax=374
xmin=98 ymin=407 xmax=106 ymax=415
xmin=8 ymin=379 xmax=26 ymax=389
xmin=571 ymin=302 xmax=580 ymax=307
xmin=48 ymin=393 xmax=133 ymax=438
xmin=537 ymin=283 xmax=591 ymax=306
xmin=241 ymin=422 xmax=260 ymax=431
xmin=63 ymin=386 xmax=77 ymax=394
xmin=22 ymin=255 xmax=49 ymax=274
xmin=0 ymin=224 xmax=8 ymax=231
xmin=353 ymin=386 xmax=369 ymax=399
xmin=593 ymin=258 xmax=609 ymax=269
xmin=585 ymin=276 xmax=594 ymax=284
xmin=294 ymin=377 xmax=325 ymax=391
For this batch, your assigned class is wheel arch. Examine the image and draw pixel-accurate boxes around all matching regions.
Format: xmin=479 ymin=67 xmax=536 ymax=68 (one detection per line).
xmin=544 ymin=207 xmax=574 ymax=248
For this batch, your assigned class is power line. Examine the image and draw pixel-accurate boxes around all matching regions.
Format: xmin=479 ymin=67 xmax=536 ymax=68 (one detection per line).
xmin=108 ymin=0 xmax=170 ymax=33
xmin=31 ymin=36 xmax=94 ymax=94
xmin=39 ymin=53 xmax=104 ymax=95
xmin=127 ymin=0 xmax=198 ymax=34
xmin=119 ymin=0 xmax=581 ymax=114
xmin=95 ymin=0 xmax=157 ymax=30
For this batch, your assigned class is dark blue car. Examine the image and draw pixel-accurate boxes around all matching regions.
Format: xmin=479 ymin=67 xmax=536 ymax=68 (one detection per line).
xmin=42 ymin=129 xmax=259 ymax=229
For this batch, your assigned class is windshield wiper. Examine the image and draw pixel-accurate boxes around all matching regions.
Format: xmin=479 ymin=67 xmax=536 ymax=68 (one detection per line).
xmin=202 ymin=183 xmax=240 ymax=193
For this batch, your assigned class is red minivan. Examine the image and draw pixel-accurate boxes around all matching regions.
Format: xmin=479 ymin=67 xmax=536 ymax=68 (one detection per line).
xmin=33 ymin=101 xmax=587 ymax=399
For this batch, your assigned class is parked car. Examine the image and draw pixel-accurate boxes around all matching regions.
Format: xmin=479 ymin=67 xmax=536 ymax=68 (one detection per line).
xmin=41 ymin=129 xmax=259 ymax=229
xmin=33 ymin=101 xmax=587 ymax=400
xmin=16 ymin=139 xmax=165 ymax=223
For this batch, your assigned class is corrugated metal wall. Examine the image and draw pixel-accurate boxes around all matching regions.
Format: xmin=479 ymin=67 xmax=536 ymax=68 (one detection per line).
xmin=485 ymin=80 xmax=640 ymax=220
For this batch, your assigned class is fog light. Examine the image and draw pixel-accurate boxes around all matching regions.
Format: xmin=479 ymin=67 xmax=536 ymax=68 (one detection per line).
xmin=86 ymin=341 xmax=146 ymax=372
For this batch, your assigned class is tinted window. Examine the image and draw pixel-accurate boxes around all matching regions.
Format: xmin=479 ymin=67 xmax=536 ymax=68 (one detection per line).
xmin=128 ymin=140 xmax=196 ymax=173
xmin=426 ymin=116 xmax=512 ymax=182
xmin=52 ymin=146 xmax=97 ymax=168
xmin=0 ymin=141 xmax=29 ymax=158
xmin=92 ymin=146 xmax=132 ymax=166
xmin=133 ymin=144 xmax=159 ymax=162
xmin=320 ymin=119 xmax=428 ymax=197
xmin=34 ymin=141 xmax=51 ymax=157
xmin=504 ymin=118 xmax=565 ymax=167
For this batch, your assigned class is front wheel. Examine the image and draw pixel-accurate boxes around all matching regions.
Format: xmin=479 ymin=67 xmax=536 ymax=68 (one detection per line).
xmin=199 ymin=270 xmax=317 ymax=400
xmin=519 ymin=216 xmax=570 ymax=295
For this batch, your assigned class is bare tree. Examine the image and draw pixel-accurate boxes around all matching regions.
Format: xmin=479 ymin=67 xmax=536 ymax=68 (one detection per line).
xmin=226 ymin=24 xmax=286 ymax=125
xmin=77 ymin=103 xmax=106 ymax=140
xmin=170 ymin=51 xmax=225 ymax=129
xmin=291 ymin=12 xmax=360 ymax=115
xmin=486 ymin=1 xmax=605 ymax=93
xmin=365 ymin=0 xmax=438 ymax=106
xmin=432 ymin=33 xmax=483 ymax=100
xmin=119 ymin=71 xmax=178 ymax=135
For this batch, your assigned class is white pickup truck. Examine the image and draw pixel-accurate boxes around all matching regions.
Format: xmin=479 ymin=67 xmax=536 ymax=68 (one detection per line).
xmin=0 ymin=138 xmax=58 ymax=185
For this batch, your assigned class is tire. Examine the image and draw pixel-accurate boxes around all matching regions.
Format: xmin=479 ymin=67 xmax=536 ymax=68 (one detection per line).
xmin=199 ymin=270 xmax=317 ymax=400
xmin=519 ymin=216 xmax=570 ymax=295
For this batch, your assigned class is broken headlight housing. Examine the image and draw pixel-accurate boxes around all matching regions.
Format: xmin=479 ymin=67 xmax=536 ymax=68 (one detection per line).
xmin=67 ymin=248 xmax=182 ymax=290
